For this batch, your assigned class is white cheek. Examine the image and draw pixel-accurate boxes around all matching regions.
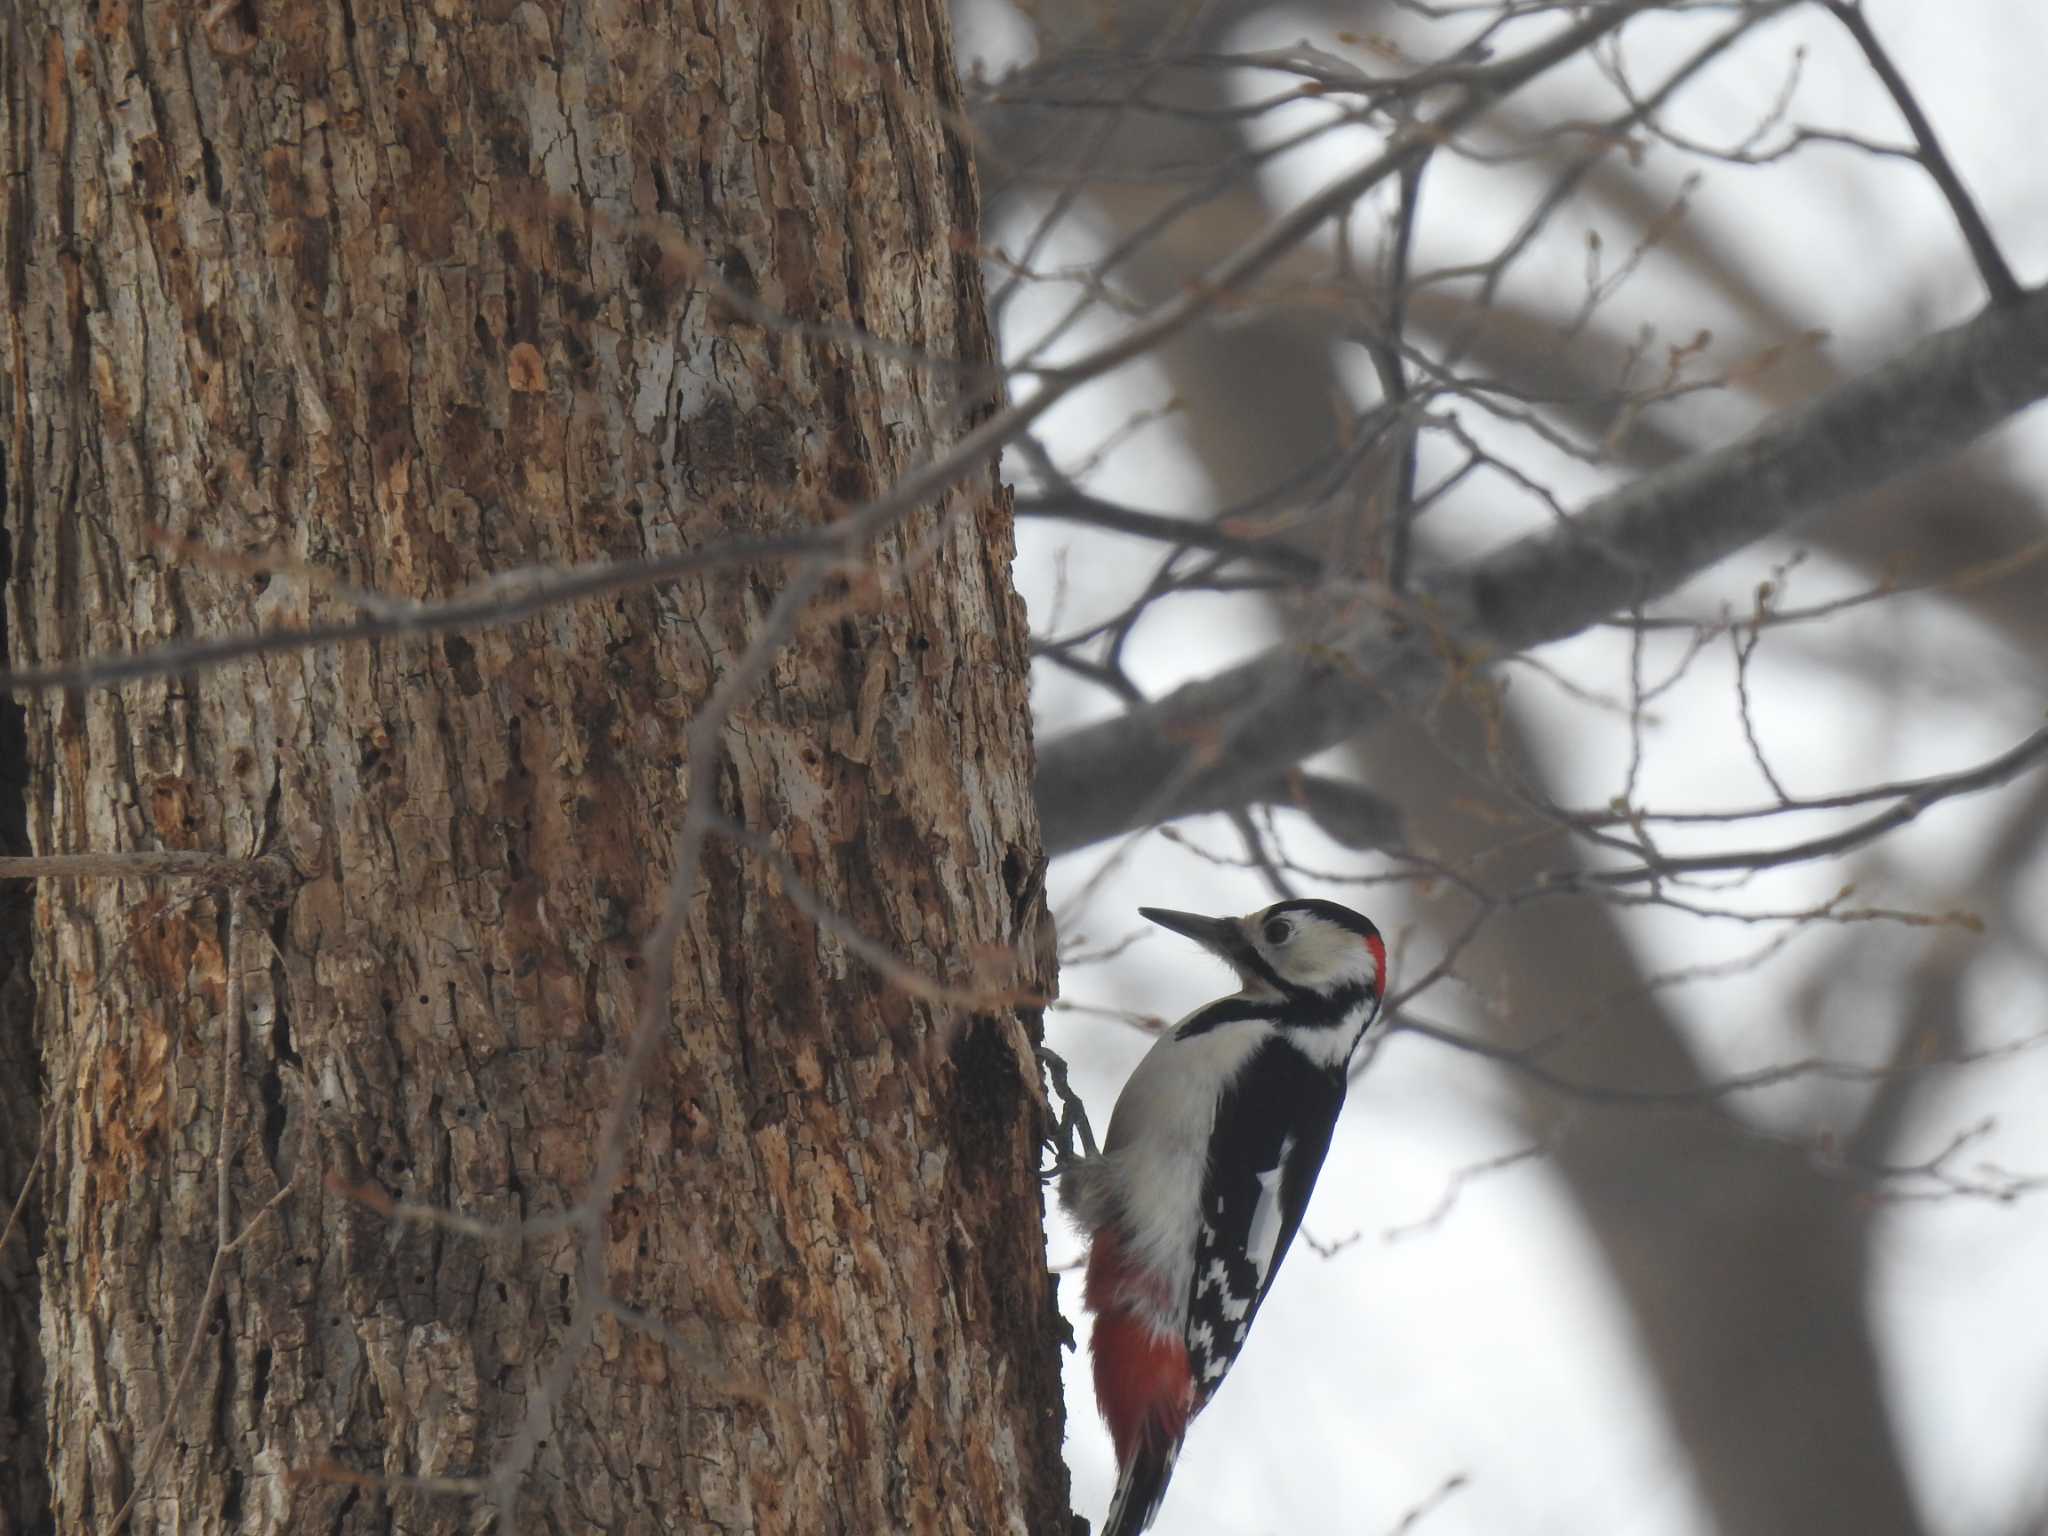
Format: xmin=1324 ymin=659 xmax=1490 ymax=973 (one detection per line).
xmin=1287 ymin=930 xmax=1350 ymax=983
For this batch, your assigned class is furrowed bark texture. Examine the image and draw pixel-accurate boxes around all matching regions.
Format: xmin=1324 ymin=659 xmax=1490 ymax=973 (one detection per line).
xmin=0 ymin=607 xmax=41 ymax=1533
xmin=1 ymin=1 xmax=1068 ymax=1532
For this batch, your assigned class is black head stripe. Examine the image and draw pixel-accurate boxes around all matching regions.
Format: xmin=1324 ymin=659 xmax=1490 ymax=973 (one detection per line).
xmin=1176 ymin=983 xmax=1370 ymax=1041
xmin=1263 ymin=897 xmax=1381 ymax=942
xmin=1174 ymin=997 xmax=1274 ymax=1041
xmin=1299 ymin=979 xmax=1368 ymax=1026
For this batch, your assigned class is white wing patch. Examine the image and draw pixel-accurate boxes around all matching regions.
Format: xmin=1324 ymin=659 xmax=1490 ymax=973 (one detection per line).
xmin=1244 ymin=1134 xmax=1295 ymax=1289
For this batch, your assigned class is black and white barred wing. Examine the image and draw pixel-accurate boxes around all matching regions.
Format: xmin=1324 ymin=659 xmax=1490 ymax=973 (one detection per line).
xmin=1182 ymin=1040 xmax=1344 ymax=1410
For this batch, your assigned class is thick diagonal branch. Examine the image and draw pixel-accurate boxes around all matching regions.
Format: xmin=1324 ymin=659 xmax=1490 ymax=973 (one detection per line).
xmin=1036 ymin=284 xmax=2048 ymax=853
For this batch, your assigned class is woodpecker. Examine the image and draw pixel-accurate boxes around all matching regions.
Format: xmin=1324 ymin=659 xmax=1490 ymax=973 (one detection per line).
xmin=1061 ymin=898 xmax=1387 ymax=1536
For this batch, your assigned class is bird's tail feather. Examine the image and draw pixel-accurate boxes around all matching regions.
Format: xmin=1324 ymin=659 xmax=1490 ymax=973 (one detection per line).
xmin=1102 ymin=1430 xmax=1181 ymax=1536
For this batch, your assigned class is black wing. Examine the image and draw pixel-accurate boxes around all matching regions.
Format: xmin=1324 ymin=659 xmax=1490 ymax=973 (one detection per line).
xmin=1183 ymin=1037 xmax=1346 ymax=1410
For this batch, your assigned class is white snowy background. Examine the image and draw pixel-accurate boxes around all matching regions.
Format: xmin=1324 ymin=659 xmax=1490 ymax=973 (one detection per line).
xmin=957 ymin=4 xmax=2048 ymax=1532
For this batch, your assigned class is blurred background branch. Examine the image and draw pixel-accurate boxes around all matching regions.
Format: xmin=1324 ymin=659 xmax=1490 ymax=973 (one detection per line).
xmin=971 ymin=2 xmax=2048 ymax=1531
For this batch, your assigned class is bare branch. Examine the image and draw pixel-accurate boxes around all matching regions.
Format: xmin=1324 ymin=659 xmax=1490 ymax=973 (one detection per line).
xmin=100 ymin=897 xmax=295 ymax=1536
xmin=706 ymin=812 xmax=1045 ymax=1009
xmin=1383 ymin=1142 xmax=1549 ymax=1242
xmin=484 ymin=552 xmax=837 ymax=1528
xmin=1036 ymin=282 xmax=2048 ymax=852
xmin=1391 ymin=1011 xmax=2048 ymax=1109
xmin=1823 ymin=1 xmax=2021 ymax=306
xmin=0 ymin=1117 xmax=52 ymax=1260
xmin=0 ymin=851 xmax=295 ymax=894
xmin=1014 ymin=488 xmax=1323 ymax=576
xmin=1577 ymin=722 xmax=2048 ymax=885
xmin=7 ymin=3 xmax=1659 ymax=719
xmin=0 ymin=531 xmax=852 ymax=695
xmin=1381 ymin=1472 xmax=1471 ymax=1536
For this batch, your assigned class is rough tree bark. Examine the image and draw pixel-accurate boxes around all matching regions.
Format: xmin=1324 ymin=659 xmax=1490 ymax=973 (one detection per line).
xmin=0 ymin=691 xmax=39 ymax=1535
xmin=1 ymin=1 xmax=1068 ymax=1533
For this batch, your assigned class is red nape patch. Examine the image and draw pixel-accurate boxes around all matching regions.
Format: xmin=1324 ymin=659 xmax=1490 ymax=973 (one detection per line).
xmin=1365 ymin=931 xmax=1387 ymax=993
xmin=1085 ymin=1229 xmax=1192 ymax=1466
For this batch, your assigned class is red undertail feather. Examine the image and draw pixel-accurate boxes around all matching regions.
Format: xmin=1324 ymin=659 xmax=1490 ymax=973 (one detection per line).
xmin=1085 ymin=1228 xmax=1193 ymax=1468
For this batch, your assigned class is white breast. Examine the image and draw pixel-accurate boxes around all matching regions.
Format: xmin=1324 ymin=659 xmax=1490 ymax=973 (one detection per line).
xmin=1090 ymin=1016 xmax=1270 ymax=1333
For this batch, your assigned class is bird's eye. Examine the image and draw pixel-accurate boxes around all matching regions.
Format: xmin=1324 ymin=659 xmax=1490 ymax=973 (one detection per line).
xmin=1262 ymin=918 xmax=1294 ymax=946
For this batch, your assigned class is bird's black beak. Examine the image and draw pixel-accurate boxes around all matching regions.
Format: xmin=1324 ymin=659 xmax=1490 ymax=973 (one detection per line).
xmin=1139 ymin=907 xmax=1259 ymax=978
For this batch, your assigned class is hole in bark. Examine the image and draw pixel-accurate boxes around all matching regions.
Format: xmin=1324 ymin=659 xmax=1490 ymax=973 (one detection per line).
xmin=260 ymin=1042 xmax=289 ymax=1166
xmin=756 ymin=1273 xmax=793 ymax=1329
xmin=251 ymin=1345 xmax=272 ymax=1415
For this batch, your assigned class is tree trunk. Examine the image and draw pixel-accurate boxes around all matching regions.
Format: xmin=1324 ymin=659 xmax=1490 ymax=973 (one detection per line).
xmin=0 ymin=685 xmax=42 ymax=1536
xmin=1 ymin=1 xmax=1069 ymax=1532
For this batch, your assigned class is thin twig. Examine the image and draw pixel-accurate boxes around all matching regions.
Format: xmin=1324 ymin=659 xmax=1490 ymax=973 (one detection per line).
xmin=0 ymin=532 xmax=856 ymax=695
xmin=1730 ymin=615 xmax=1791 ymax=802
xmin=484 ymin=555 xmax=835 ymax=1531
xmin=0 ymin=1115 xmax=53 ymax=1258
xmin=1382 ymin=1142 xmax=1549 ymax=1242
xmin=102 ymin=895 xmax=295 ymax=1536
xmin=6 ymin=2 xmax=1663 ymax=714
xmin=1579 ymin=722 xmax=2048 ymax=885
xmin=1824 ymin=1 xmax=2020 ymax=306
xmin=1391 ymin=1011 xmax=2048 ymax=1109
xmin=705 ymin=814 xmax=1045 ymax=1009
xmin=1374 ymin=158 xmax=1429 ymax=592
xmin=1014 ymin=490 xmax=1323 ymax=576
xmin=0 ymin=851 xmax=293 ymax=891
xmin=1383 ymin=1473 xmax=1471 ymax=1536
